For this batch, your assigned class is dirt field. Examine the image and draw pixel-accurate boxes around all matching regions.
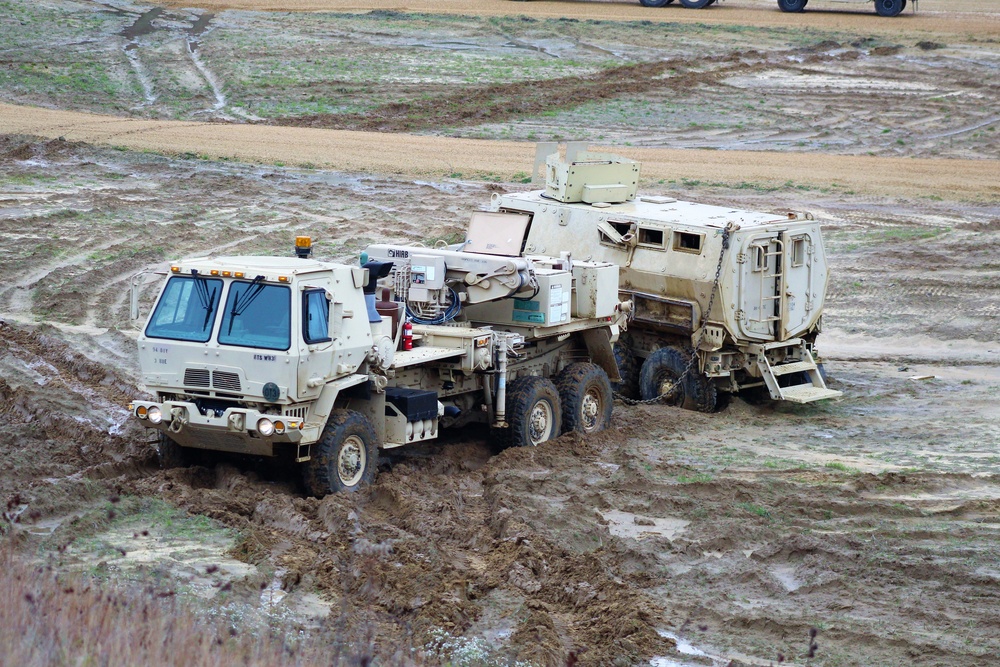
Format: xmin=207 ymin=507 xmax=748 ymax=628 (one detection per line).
xmin=1 ymin=0 xmax=999 ymax=666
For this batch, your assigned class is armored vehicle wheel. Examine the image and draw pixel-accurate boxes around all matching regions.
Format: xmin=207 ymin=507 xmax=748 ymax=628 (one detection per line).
xmin=679 ymin=0 xmax=713 ymax=8
xmin=639 ymin=347 xmax=717 ymax=413
xmin=612 ymin=338 xmax=640 ymax=399
xmin=777 ymin=0 xmax=807 ymax=12
xmin=875 ymin=0 xmax=903 ymax=16
xmin=500 ymin=376 xmax=562 ymax=448
xmin=557 ymin=363 xmax=613 ymax=435
xmin=157 ymin=432 xmax=191 ymax=469
xmin=303 ymin=409 xmax=378 ymax=496
xmin=639 ymin=0 xmax=671 ymax=6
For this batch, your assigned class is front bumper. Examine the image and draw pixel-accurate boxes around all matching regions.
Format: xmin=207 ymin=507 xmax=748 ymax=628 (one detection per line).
xmin=130 ymin=400 xmax=302 ymax=457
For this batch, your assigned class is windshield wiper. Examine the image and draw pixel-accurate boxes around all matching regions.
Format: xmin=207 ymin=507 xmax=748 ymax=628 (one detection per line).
xmin=227 ymin=275 xmax=266 ymax=335
xmin=189 ymin=269 xmax=217 ymax=330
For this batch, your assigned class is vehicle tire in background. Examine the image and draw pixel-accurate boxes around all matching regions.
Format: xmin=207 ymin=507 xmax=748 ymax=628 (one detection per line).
xmin=557 ymin=363 xmax=613 ymax=435
xmin=303 ymin=409 xmax=379 ymax=496
xmin=498 ymin=375 xmax=562 ymax=448
xmin=157 ymin=432 xmax=191 ymax=469
xmin=777 ymin=0 xmax=808 ymax=12
xmin=612 ymin=337 xmax=640 ymax=399
xmin=679 ymin=0 xmax=713 ymax=8
xmin=639 ymin=346 xmax=718 ymax=413
xmin=639 ymin=0 xmax=671 ymax=6
xmin=875 ymin=0 xmax=903 ymax=16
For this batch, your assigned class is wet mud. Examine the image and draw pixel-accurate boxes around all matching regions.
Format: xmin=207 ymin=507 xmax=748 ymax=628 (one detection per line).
xmin=1 ymin=136 xmax=999 ymax=665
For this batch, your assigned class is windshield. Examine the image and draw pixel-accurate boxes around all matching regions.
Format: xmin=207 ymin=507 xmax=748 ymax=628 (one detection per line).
xmin=145 ymin=275 xmax=223 ymax=342
xmin=218 ymin=280 xmax=291 ymax=351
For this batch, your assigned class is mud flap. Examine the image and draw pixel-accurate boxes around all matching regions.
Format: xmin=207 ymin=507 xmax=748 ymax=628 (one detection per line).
xmin=581 ymin=327 xmax=621 ymax=383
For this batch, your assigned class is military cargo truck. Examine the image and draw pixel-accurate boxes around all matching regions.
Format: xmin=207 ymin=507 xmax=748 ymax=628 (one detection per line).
xmin=778 ymin=0 xmax=913 ymax=17
xmin=487 ymin=144 xmax=841 ymax=412
xmin=130 ymin=234 xmax=629 ymax=495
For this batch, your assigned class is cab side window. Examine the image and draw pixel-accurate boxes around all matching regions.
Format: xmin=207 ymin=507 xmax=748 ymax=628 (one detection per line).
xmin=303 ymin=289 xmax=331 ymax=343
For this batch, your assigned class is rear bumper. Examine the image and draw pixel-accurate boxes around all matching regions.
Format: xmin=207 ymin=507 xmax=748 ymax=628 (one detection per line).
xmin=130 ymin=400 xmax=302 ymax=457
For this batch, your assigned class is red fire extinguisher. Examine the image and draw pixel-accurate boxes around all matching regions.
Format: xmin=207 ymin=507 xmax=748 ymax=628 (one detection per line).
xmin=402 ymin=319 xmax=413 ymax=351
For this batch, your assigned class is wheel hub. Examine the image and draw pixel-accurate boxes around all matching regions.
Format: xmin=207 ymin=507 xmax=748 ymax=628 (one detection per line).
xmin=337 ymin=435 xmax=365 ymax=486
xmin=528 ymin=401 xmax=552 ymax=445
xmin=581 ymin=389 xmax=601 ymax=431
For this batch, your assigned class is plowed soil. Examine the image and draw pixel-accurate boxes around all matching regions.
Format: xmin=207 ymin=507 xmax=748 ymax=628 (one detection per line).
xmin=1 ymin=0 xmax=999 ymax=665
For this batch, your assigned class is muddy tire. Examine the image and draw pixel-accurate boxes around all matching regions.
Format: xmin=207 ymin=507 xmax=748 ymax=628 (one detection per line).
xmin=302 ymin=410 xmax=378 ymax=496
xmin=557 ymin=363 xmax=613 ymax=435
xmin=498 ymin=376 xmax=561 ymax=448
xmin=639 ymin=0 xmax=670 ymax=6
xmin=157 ymin=432 xmax=190 ymax=469
xmin=875 ymin=0 xmax=903 ymax=16
xmin=639 ymin=346 xmax=717 ymax=413
xmin=777 ymin=0 xmax=807 ymax=12
xmin=612 ymin=338 xmax=640 ymax=399
xmin=679 ymin=0 xmax=713 ymax=8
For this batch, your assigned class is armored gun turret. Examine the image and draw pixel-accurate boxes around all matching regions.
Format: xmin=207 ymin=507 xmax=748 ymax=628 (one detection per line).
xmin=485 ymin=144 xmax=842 ymax=411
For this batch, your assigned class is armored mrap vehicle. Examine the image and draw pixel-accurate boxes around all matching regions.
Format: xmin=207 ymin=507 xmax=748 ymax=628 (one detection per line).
xmin=488 ymin=145 xmax=841 ymax=411
xmin=130 ymin=234 xmax=629 ymax=495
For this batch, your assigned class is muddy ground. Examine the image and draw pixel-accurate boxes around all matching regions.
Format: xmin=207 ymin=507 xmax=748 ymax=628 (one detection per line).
xmin=1 ymin=0 xmax=1000 ymax=666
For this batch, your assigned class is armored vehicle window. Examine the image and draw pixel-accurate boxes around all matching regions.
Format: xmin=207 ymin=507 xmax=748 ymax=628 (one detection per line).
xmin=638 ymin=228 xmax=665 ymax=249
xmin=791 ymin=237 xmax=807 ymax=268
xmin=218 ymin=281 xmax=291 ymax=351
xmin=752 ymin=245 xmax=768 ymax=272
xmin=146 ymin=275 xmax=223 ymax=343
xmin=599 ymin=221 xmax=635 ymax=246
xmin=672 ymin=231 xmax=703 ymax=254
xmin=303 ymin=289 xmax=331 ymax=344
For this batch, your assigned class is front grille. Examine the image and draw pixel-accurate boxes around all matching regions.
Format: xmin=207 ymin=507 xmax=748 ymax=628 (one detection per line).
xmin=284 ymin=406 xmax=308 ymax=421
xmin=212 ymin=371 xmax=241 ymax=392
xmin=184 ymin=368 xmax=210 ymax=387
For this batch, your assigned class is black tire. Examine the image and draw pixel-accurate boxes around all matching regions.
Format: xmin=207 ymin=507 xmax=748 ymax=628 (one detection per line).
xmin=777 ymin=0 xmax=807 ymax=12
xmin=611 ymin=338 xmax=640 ymax=399
xmin=303 ymin=409 xmax=378 ymax=496
xmin=638 ymin=346 xmax=717 ymax=413
xmin=557 ymin=363 xmax=613 ymax=435
xmin=639 ymin=0 xmax=670 ymax=6
xmin=157 ymin=431 xmax=190 ymax=469
xmin=499 ymin=376 xmax=561 ymax=448
xmin=875 ymin=0 xmax=903 ymax=17
xmin=679 ymin=0 xmax=713 ymax=8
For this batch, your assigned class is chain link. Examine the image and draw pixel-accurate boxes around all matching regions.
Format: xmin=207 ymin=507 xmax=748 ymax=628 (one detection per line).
xmin=613 ymin=224 xmax=732 ymax=406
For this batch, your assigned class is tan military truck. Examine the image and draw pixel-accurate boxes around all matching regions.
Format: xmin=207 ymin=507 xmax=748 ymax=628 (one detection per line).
xmin=778 ymin=0 xmax=913 ymax=17
xmin=486 ymin=144 xmax=841 ymax=412
xmin=130 ymin=233 xmax=629 ymax=495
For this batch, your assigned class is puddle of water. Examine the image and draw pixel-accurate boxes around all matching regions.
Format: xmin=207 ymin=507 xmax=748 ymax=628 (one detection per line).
xmin=651 ymin=630 xmax=728 ymax=667
xmin=600 ymin=509 xmax=689 ymax=541
xmin=121 ymin=7 xmax=162 ymax=41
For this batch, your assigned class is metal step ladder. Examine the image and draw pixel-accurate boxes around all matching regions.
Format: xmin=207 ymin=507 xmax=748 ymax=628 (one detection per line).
xmin=756 ymin=343 xmax=842 ymax=404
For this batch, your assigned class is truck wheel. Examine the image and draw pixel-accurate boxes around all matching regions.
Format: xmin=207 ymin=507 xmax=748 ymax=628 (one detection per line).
xmin=557 ymin=363 xmax=613 ymax=435
xmin=501 ymin=376 xmax=562 ymax=448
xmin=157 ymin=432 xmax=190 ymax=469
xmin=777 ymin=0 xmax=807 ymax=12
xmin=303 ymin=409 xmax=378 ymax=496
xmin=639 ymin=0 xmax=670 ymax=6
xmin=875 ymin=0 xmax=903 ymax=16
xmin=612 ymin=338 xmax=640 ymax=399
xmin=679 ymin=0 xmax=713 ymax=8
xmin=638 ymin=346 xmax=717 ymax=412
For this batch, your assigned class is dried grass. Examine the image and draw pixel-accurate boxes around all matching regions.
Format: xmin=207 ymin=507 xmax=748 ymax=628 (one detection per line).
xmin=0 ymin=549 xmax=374 ymax=667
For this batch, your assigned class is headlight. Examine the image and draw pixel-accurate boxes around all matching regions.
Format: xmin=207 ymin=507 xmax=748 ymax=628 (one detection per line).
xmin=274 ymin=421 xmax=286 ymax=435
xmin=147 ymin=406 xmax=162 ymax=424
xmin=257 ymin=418 xmax=274 ymax=437
xmin=136 ymin=405 xmax=148 ymax=419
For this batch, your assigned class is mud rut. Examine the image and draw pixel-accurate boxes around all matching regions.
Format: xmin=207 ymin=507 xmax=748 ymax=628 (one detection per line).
xmin=2 ymin=133 xmax=999 ymax=666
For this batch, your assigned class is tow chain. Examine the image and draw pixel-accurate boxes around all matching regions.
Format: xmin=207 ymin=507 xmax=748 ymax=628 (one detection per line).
xmin=613 ymin=223 xmax=733 ymax=406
